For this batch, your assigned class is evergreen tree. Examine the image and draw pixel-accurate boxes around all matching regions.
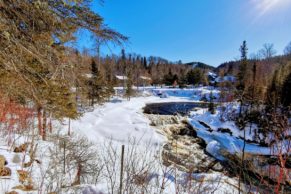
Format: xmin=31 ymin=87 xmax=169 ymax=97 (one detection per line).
xmin=187 ymin=68 xmax=202 ymax=85
xmin=284 ymin=41 xmax=291 ymax=56
xmin=178 ymin=73 xmax=188 ymax=88
xmin=237 ymin=41 xmax=248 ymax=91
xmin=266 ymin=63 xmax=291 ymax=109
xmin=125 ymin=69 xmax=134 ymax=100
xmin=281 ymin=73 xmax=291 ymax=107
xmin=0 ymin=0 xmax=126 ymax=139
xmin=143 ymin=57 xmax=147 ymax=69
xmin=163 ymin=70 xmax=174 ymax=86
xmin=88 ymin=59 xmax=108 ymax=106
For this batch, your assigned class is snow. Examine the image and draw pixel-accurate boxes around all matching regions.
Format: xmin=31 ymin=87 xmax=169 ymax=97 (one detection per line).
xmin=206 ymin=140 xmax=225 ymax=160
xmin=84 ymin=73 xmax=93 ymax=78
xmin=208 ymin=72 xmax=218 ymax=81
xmin=152 ymin=87 xmax=220 ymax=101
xmin=139 ymin=76 xmax=151 ymax=80
xmin=215 ymin=75 xmax=236 ymax=83
xmin=115 ymin=75 xmax=128 ymax=80
xmin=1 ymin=87 xmax=265 ymax=194
xmin=66 ymin=91 xmax=242 ymax=193
xmin=187 ymin=104 xmax=288 ymax=159
xmin=70 ymin=93 xmax=205 ymax=146
xmin=192 ymin=122 xmax=271 ymax=156
xmin=71 ymin=96 xmax=166 ymax=146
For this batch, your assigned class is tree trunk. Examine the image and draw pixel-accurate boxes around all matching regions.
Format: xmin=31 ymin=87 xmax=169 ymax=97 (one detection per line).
xmin=49 ymin=114 xmax=52 ymax=133
xmin=74 ymin=163 xmax=82 ymax=185
xmin=42 ymin=109 xmax=47 ymax=141
xmin=68 ymin=118 xmax=71 ymax=136
xmin=37 ymin=106 xmax=42 ymax=137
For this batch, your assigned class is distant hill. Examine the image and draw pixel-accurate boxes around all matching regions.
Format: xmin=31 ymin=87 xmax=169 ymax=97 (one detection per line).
xmin=215 ymin=55 xmax=291 ymax=79
xmin=184 ymin=62 xmax=215 ymax=70
xmin=215 ymin=61 xmax=239 ymax=75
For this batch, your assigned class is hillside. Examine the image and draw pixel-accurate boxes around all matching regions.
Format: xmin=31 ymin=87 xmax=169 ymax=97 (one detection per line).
xmin=184 ymin=61 xmax=215 ymax=71
xmin=215 ymin=55 xmax=291 ymax=76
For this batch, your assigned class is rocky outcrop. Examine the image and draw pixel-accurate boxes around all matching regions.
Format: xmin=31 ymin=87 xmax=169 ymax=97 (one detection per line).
xmin=16 ymin=170 xmax=34 ymax=191
xmin=0 ymin=155 xmax=8 ymax=168
xmin=0 ymin=167 xmax=11 ymax=176
xmin=5 ymin=191 xmax=19 ymax=194
xmin=0 ymin=155 xmax=11 ymax=177
xmin=223 ymin=152 xmax=291 ymax=190
xmin=146 ymin=114 xmax=223 ymax=173
xmin=13 ymin=143 xmax=29 ymax=153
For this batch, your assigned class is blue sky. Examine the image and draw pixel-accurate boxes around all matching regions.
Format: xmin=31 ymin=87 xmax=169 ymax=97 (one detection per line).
xmin=76 ymin=0 xmax=291 ymax=66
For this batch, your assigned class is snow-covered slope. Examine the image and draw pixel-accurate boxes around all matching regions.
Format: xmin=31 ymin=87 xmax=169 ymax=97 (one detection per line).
xmin=71 ymin=97 xmax=167 ymax=146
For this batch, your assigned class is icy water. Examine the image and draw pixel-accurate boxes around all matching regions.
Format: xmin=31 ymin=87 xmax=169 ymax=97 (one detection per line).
xmin=144 ymin=102 xmax=273 ymax=156
xmin=144 ymin=101 xmax=291 ymax=192
xmin=143 ymin=102 xmax=208 ymax=116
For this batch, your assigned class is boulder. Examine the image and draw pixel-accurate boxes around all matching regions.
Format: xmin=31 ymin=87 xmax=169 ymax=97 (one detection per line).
xmin=13 ymin=143 xmax=29 ymax=153
xmin=0 ymin=155 xmax=8 ymax=168
xmin=17 ymin=170 xmax=34 ymax=190
xmin=148 ymin=114 xmax=224 ymax=173
xmin=217 ymin=128 xmax=233 ymax=135
xmin=0 ymin=167 xmax=11 ymax=176
xmin=5 ymin=191 xmax=19 ymax=194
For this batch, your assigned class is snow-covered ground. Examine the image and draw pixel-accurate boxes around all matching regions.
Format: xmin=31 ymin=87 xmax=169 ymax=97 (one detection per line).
xmin=1 ymin=87 xmax=261 ymax=194
xmin=70 ymin=86 xmax=220 ymax=148
xmin=71 ymin=95 xmax=197 ymax=146
xmin=188 ymin=105 xmax=290 ymax=159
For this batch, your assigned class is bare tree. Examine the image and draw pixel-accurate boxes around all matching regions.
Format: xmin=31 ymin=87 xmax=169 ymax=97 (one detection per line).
xmin=284 ymin=41 xmax=291 ymax=56
xmin=259 ymin=43 xmax=277 ymax=59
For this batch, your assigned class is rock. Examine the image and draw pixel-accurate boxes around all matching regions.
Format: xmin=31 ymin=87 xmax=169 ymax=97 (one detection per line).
xmin=196 ymin=138 xmax=207 ymax=149
xmin=224 ymin=152 xmax=291 ymax=189
xmin=217 ymin=128 xmax=233 ymax=135
xmin=5 ymin=191 xmax=19 ymax=194
xmin=17 ymin=170 xmax=34 ymax=190
xmin=13 ymin=184 xmax=34 ymax=191
xmin=14 ymin=143 xmax=29 ymax=153
xmin=0 ymin=155 xmax=8 ymax=168
xmin=12 ymin=185 xmax=25 ymax=191
xmin=12 ymin=154 xmax=21 ymax=164
xmin=198 ymin=121 xmax=213 ymax=132
xmin=17 ymin=170 xmax=31 ymax=183
xmin=179 ymin=120 xmax=197 ymax=137
xmin=0 ymin=167 xmax=11 ymax=176
xmin=211 ymin=162 xmax=224 ymax=172
xmin=162 ymin=137 xmax=218 ymax=173
xmin=146 ymin=114 xmax=180 ymax=126
xmin=148 ymin=114 xmax=224 ymax=173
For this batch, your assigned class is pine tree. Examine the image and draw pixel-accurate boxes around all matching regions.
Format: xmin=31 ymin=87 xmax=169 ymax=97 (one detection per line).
xmin=88 ymin=59 xmax=108 ymax=106
xmin=281 ymin=73 xmax=291 ymax=107
xmin=237 ymin=41 xmax=248 ymax=193
xmin=125 ymin=69 xmax=134 ymax=100
xmin=0 ymin=0 xmax=127 ymax=138
xmin=284 ymin=41 xmax=291 ymax=56
xmin=186 ymin=68 xmax=202 ymax=85
xmin=163 ymin=69 xmax=174 ymax=86
xmin=143 ymin=57 xmax=148 ymax=69
xmin=237 ymin=41 xmax=248 ymax=91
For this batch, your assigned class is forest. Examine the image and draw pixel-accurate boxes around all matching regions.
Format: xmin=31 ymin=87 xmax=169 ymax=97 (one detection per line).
xmin=0 ymin=0 xmax=290 ymax=194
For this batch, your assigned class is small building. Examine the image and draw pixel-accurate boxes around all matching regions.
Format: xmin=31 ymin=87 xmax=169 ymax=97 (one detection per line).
xmin=138 ymin=76 xmax=152 ymax=87
xmin=114 ymin=75 xmax=128 ymax=87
